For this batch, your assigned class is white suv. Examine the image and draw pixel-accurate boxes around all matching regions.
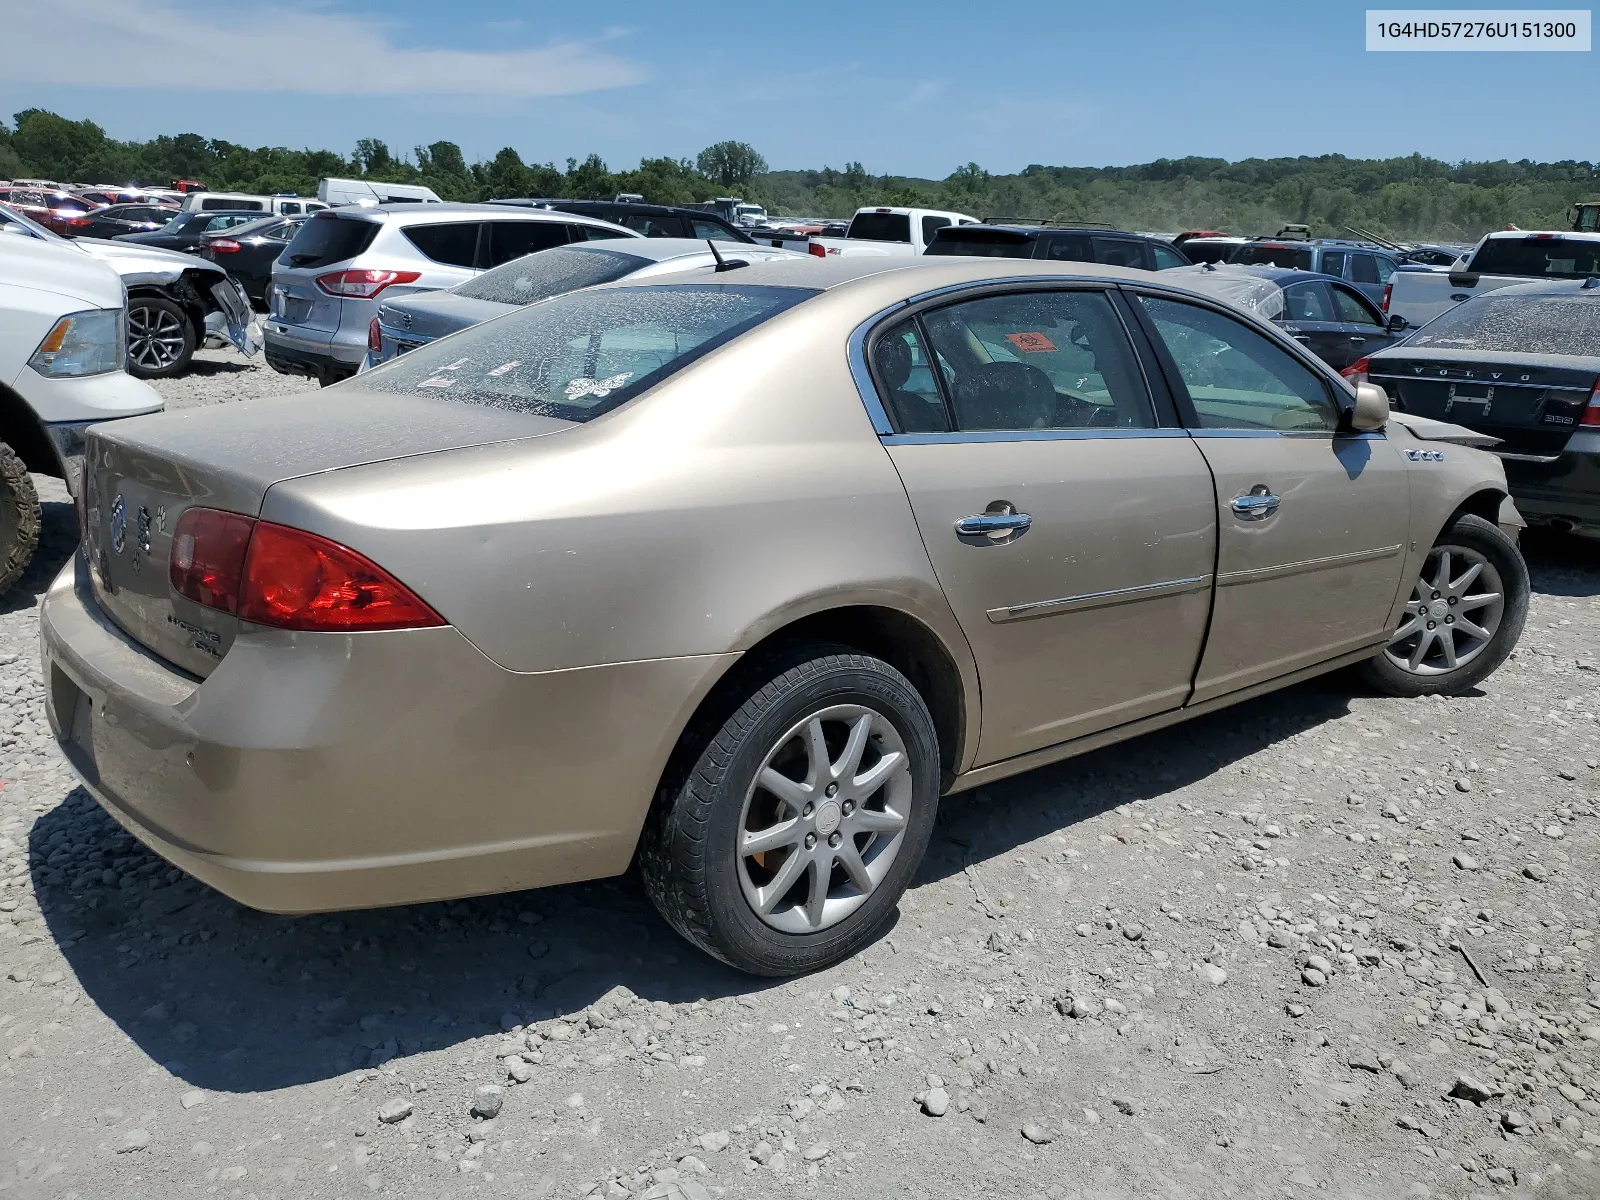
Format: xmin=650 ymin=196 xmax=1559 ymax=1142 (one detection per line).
xmin=0 ymin=230 xmax=164 ymax=593
xmin=263 ymin=205 xmax=640 ymax=385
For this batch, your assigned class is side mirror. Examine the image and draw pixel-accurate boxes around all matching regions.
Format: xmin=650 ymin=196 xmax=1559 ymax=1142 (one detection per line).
xmin=1386 ymin=313 xmax=1409 ymax=332
xmin=1350 ymin=382 xmax=1390 ymax=431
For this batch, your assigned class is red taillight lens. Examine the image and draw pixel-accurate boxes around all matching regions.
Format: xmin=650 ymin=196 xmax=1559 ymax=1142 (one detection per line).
xmin=315 ymin=269 xmax=421 ymax=299
xmin=170 ymin=507 xmax=255 ymax=614
xmin=808 ymin=242 xmax=828 ymax=258
xmin=1381 ymin=283 xmax=1392 ymax=312
xmin=368 ymin=315 xmax=382 ymax=353
xmin=1340 ymin=357 xmax=1371 ymax=386
xmin=240 ymin=523 xmax=444 ymax=631
xmin=208 ymin=238 xmax=241 ymax=253
xmin=1582 ymin=381 xmax=1600 ymax=427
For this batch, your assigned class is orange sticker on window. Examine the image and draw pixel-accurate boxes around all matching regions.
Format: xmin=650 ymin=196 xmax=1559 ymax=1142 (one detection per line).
xmin=1005 ymin=332 xmax=1056 ymax=353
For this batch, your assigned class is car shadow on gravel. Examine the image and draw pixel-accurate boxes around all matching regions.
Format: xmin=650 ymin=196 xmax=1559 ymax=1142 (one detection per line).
xmin=0 ymin=492 xmax=77 ymax=617
xmin=30 ymin=672 xmax=1361 ymax=1097
xmin=1521 ymin=529 xmax=1600 ymax=597
xmin=178 ymin=358 xmax=256 ymax=377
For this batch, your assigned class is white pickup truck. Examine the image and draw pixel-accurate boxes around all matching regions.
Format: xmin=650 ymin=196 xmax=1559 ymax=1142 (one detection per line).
xmin=1385 ymin=230 xmax=1600 ymax=328
xmin=808 ymin=206 xmax=980 ymax=258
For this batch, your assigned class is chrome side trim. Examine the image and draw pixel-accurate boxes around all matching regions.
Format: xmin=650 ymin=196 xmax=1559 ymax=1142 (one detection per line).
xmin=986 ymin=575 xmax=1211 ymax=623
xmin=1187 ymin=429 xmax=1386 ymax=441
xmin=886 ymin=428 xmax=1190 ymax=446
xmin=1369 ymin=375 xmax=1591 ymax=394
xmin=1217 ymin=543 xmax=1403 ymax=587
xmin=1492 ymin=450 xmax=1563 ymax=464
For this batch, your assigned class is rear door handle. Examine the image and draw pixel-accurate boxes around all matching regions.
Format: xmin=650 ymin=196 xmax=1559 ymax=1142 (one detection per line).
xmin=955 ymin=510 xmax=1033 ymax=539
xmin=1349 ymin=335 xmax=1366 ymax=343
xmin=1230 ymin=487 xmax=1280 ymax=520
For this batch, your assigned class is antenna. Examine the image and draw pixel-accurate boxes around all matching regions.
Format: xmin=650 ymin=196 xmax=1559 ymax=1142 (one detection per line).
xmin=707 ymin=238 xmax=748 ymax=272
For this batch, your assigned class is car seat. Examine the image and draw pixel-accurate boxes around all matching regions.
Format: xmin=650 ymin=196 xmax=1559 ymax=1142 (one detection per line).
xmin=873 ymin=336 xmax=947 ymax=432
xmin=951 ymin=360 xmax=1056 ymax=430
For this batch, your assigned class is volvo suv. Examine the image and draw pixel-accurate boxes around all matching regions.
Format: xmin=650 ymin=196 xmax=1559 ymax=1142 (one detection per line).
xmin=263 ymin=205 xmax=639 ymax=385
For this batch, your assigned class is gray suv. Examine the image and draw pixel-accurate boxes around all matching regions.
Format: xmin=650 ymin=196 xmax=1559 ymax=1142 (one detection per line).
xmin=263 ymin=204 xmax=639 ymax=384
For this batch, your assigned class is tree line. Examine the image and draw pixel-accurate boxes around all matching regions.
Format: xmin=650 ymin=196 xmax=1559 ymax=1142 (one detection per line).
xmin=2 ymin=108 xmax=1594 ymax=241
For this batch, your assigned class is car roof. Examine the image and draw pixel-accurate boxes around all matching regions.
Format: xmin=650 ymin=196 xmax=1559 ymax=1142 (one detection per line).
xmin=557 ymin=237 xmax=781 ymax=263
xmin=1209 ymin=265 xmax=1353 ymax=287
xmin=1481 ymin=229 xmax=1600 ymax=243
xmin=598 ymin=255 xmax=1166 ymax=296
xmin=943 ymin=225 xmax=1150 ymax=239
xmin=356 ymin=203 xmax=630 ymax=229
xmin=1472 ymin=278 xmax=1600 ymax=298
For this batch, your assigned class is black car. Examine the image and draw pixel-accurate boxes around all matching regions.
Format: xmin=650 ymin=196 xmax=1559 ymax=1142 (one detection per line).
xmin=924 ymin=223 xmax=1192 ymax=271
xmin=487 ymin=199 xmax=752 ymax=243
xmin=71 ymin=202 xmax=181 ymax=240
xmin=113 ymin=209 xmax=269 ymax=252
xmin=1365 ymin=279 xmax=1600 ymax=537
xmin=198 ymin=213 xmax=307 ymax=306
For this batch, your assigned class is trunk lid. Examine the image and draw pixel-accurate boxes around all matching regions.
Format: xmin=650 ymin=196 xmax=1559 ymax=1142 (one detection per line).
xmin=1367 ymin=350 xmax=1600 ymax=457
xmin=377 ymin=293 xmax=511 ymax=352
xmin=82 ymin=388 xmax=573 ymax=676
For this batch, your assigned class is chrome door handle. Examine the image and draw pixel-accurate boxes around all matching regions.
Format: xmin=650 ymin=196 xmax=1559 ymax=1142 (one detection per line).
xmin=1349 ymin=335 xmax=1366 ymax=343
xmin=955 ymin=511 xmax=1032 ymax=537
xmin=1230 ymin=487 xmax=1280 ymax=520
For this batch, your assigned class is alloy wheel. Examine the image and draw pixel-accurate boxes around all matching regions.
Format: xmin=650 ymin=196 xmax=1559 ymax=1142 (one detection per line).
xmin=128 ymin=305 xmax=188 ymax=371
xmin=1384 ymin=545 xmax=1505 ymax=676
xmin=737 ymin=704 xmax=914 ymax=934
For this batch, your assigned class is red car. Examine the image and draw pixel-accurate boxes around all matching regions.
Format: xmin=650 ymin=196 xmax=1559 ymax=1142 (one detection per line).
xmin=5 ymin=185 xmax=99 ymax=235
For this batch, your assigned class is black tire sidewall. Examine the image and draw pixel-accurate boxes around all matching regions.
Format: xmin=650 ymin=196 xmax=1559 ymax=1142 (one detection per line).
xmin=0 ymin=442 xmax=41 ymax=596
xmin=126 ymin=296 xmax=196 ymax=379
xmin=664 ymin=651 xmax=941 ymax=976
xmin=1362 ymin=513 xmax=1529 ymax=697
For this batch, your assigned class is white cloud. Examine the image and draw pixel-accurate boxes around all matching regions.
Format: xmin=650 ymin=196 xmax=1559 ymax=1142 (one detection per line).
xmin=0 ymin=0 xmax=644 ymax=97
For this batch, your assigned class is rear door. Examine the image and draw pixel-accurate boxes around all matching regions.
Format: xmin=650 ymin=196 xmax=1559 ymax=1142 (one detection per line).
xmin=873 ymin=285 xmax=1217 ymax=764
xmin=1327 ymin=282 xmax=1399 ymax=366
xmin=1131 ymin=290 xmax=1409 ymax=702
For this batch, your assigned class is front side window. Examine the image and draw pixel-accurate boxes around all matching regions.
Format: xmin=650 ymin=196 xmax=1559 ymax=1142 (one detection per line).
xmin=1140 ymin=296 xmax=1338 ymax=432
xmin=1350 ymin=254 xmax=1382 ymax=284
xmin=402 ymin=221 xmax=481 ymax=268
xmin=1092 ymin=237 xmax=1150 ymax=270
xmin=1042 ymin=233 xmax=1091 ymax=262
xmin=1320 ymin=251 xmax=1348 ymax=279
xmin=358 ymin=284 xmax=816 ymax=421
xmin=917 ymin=290 xmax=1153 ymax=432
xmin=921 ymin=215 xmax=952 ymax=244
xmin=1330 ymin=285 xmax=1382 ymax=326
xmin=1281 ymin=282 xmax=1334 ymax=322
xmin=1150 ymin=242 xmax=1188 ymax=270
xmin=692 ymin=219 xmax=741 ymax=242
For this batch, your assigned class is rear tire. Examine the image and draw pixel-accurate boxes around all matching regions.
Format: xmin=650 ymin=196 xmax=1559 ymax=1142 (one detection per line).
xmin=126 ymin=296 xmax=196 ymax=379
xmin=1359 ymin=513 xmax=1528 ymax=697
xmin=0 ymin=442 xmax=41 ymax=597
xmin=640 ymin=643 xmax=940 ymax=977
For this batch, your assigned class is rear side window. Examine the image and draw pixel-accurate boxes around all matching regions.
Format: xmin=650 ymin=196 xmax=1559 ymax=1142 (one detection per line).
xmin=691 ymin=219 xmax=741 ymax=242
xmin=1230 ymin=244 xmax=1315 ymax=271
xmin=1320 ymin=251 xmax=1348 ymax=278
xmin=484 ymin=220 xmax=572 ymax=267
xmin=925 ymin=229 xmax=1035 ymax=258
xmin=403 ymin=222 xmax=482 ymax=268
xmin=575 ymin=225 xmax=632 ymax=242
xmin=1092 ymin=237 xmax=1150 ymax=270
xmin=1350 ymin=254 xmax=1383 ymax=284
xmin=1043 ymin=234 xmax=1091 ymax=262
xmin=279 ymin=202 xmax=301 ymax=215
xmin=921 ymin=215 xmax=952 ymax=244
xmin=848 ymin=212 xmax=911 ymax=242
xmin=1330 ymin=285 xmax=1381 ymax=326
xmin=201 ymin=197 xmax=263 ymax=211
xmin=1468 ymin=237 xmax=1600 ymax=279
xmin=453 ymin=246 xmax=645 ymax=305
xmin=624 ymin=213 xmax=691 ymax=238
xmin=358 ymin=284 xmax=816 ymax=421
xmin=281 ymin=214 xmax=382 ymax=268
xmin=1150 ymin=242 xmax=1189 ymax=270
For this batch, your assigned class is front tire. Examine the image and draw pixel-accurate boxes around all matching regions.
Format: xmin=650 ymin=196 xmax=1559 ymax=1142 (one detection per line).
xmin=0 ymin=441 xmax=42 ymax=597
xmin=640 ymin=643 xmax=940 ymax=976
xmin=126 ymin=296 xmax=196 ymax=379
xmin=1360 ymin=513 xmax=1528 ymax=697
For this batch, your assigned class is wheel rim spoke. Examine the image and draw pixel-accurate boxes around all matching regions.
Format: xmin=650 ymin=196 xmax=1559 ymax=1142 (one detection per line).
xmin=1438 ymin=630 xmax=1459 ymax=669
xmin=1449 ymin=561 xmax=1483 ymax=595
xmin=742 ymin=819 xmax=802 ymax=857
xmin=835 ymin=839 xmax=874 ymax=893
xmin=756 ymin=850 xmax=807 ymax=915
xmin=852 ymin=749 xmax=904 ymax=796
xmin=801 ymin=860 xmax=829 ymax=928
xmin=1431 ymin=549 xmax=1452 ymax=593
xmin=836 ymin=714 xmax=873 ymax=781
xmin=1454 ymin=615 xmax=1491 ymax=642
xmin=849 ymin=806 xmax=906 ymax=835
xmin=1407 ymin=626 xmax=1434 ymax=670
xmin=803 ymin=718 xmax=831 ymax=786
xmin=1456 ymin=591 xmax=1500 ymax=611
xmin=757 ymin=766 xmax=809 ymax=811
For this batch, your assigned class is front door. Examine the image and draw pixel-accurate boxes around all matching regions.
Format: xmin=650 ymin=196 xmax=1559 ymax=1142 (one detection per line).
xmin=1132 ymin=292 xmax=1410 ymax=703
xmin=870 ymin=287 xmax=1217 ymax=766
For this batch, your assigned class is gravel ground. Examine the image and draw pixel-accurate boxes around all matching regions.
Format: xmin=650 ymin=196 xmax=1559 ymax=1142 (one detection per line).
xmin=3 ymin=346 xmax=1599 ymax=1200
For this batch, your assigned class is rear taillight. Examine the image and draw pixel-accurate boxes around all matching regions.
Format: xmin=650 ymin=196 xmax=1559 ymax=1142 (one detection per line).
xmin=170 ymin=507 xmax=255 ymax=614
xmin=59 ymin=215 xmax=91 ymax=229
xmin=1582 ymin=381 xmax=1600 ymax=427
xmin=315 ymin=269 xmax=421 ymax=299
xmin=368 ymin=315 xmax=382 ymax=353
xmin=808 ymin=242 xmax=828 ymax=258
xmin=1381 ymin=283 xmax=1392 ymax=313
xmin=168 ymin=508 xmax=444 ymax=632
xmin=208 ymin=238 xmax=241 ymax=253
xmin=1341 ymin=357 xmax=1370 ymax=386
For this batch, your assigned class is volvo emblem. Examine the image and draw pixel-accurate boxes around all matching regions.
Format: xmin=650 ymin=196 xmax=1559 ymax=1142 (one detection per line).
xmin=109 ymin=494 xmax=127 ymax=554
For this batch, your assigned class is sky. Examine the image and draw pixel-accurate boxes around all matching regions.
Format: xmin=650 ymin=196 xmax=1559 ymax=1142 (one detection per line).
xmin=1 ymin=0 xmax=1593 ymax=178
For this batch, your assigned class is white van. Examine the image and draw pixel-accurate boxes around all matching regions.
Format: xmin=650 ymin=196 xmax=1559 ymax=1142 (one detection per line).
xmin=316 ymin=178 xmax=443 ymax=207
xmin=179 ymin=192 xmax=328 ymax=216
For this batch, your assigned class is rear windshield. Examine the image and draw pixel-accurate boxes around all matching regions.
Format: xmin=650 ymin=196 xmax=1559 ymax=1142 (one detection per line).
xmin=1228 ymin=244 xmax=1315 ymax=271
xmin=1468 ymin=237 xmax=1600 ymax=279
xmin=1408 ymin=293 xmax=1600 ymax=356
xmin=453 ymin=246 xmax=646 ymax=306
xmin=357 ymin=284 xmax=816 ymax=422
xmin=281 ymin=214 xmax=381 ymax=268
xmin=924 ymin=229 xmax=1033 ymax=258
xmin=848 ymin=212 xmax=912 ymax=242
xmin=1181 ymin=241 xmax=1240 ymax=264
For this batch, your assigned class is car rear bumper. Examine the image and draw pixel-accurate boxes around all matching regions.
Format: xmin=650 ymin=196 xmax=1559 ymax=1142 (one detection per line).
xmin=39 ymin=556 xmax=734 ymax=914
xmin=1500 ymin=435 xmax=1600 ymax=532
xmin=263 ymin=321 xmax=365 ymax=376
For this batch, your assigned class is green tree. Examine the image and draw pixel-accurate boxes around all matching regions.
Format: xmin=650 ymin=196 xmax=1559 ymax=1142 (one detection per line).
xmin=696 ymin=141 xmax=767 ymax=190
xmin=353 ymin=138 xmax=395 ymax=176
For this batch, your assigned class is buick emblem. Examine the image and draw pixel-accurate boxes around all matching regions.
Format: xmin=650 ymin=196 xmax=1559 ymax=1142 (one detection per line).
xmin=109 ymin=494 xmax=127 ymax=554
